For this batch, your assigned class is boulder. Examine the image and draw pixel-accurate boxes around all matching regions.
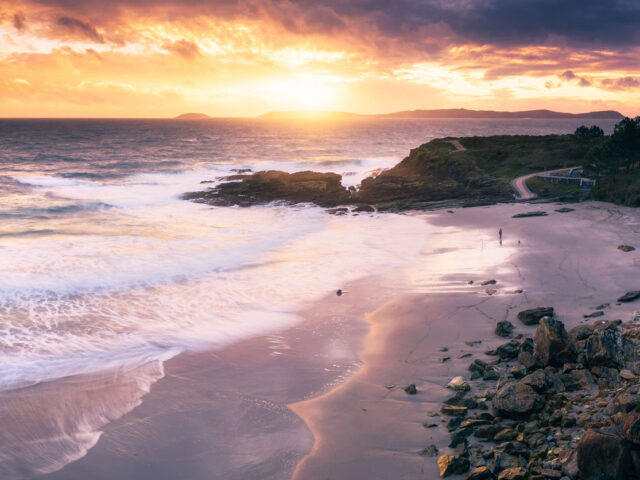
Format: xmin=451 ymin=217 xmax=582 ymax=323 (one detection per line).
xmin=561 ymin=449 xmax=579 ymax=479
xmin=495 ymin=341 xmax=520 ymax=360
xmin=612 ymin=386 xmax=640 ymax=413
xmin=569 ymin=325 xmax=593 ymax=341
xmin=591 ymin=365 xmax=621 ymax=390
xmin=621 ymin=413 xmax=640 ymax=445
xmin=521 ymin=370 xmax=551 ymax=393
xmin=533 ymin=318 xmax=577 ymax=367
xmin=517 ymin=351 xmax=539 ymax=369
xmin=560 ymin=369 xmax=595 ymax=392
xmin=497 ymin=467 xmax=528 ymax=480
xmin=580 ymin=326 xmax=635 ymax=368
xmin=518 ymin=307 xmax=554 ymax=325
xmin=492 ymin=381 xmax=544 ymax=419
xmin=464 ymin=466 xmax=495 ymax=480
xmin=438 ymin=454 xmax=471 ymax=477
xmin=496 ymin=321 xmax=515 ymax=337
xmin=576 ymin=429 xmax=635 ymax=480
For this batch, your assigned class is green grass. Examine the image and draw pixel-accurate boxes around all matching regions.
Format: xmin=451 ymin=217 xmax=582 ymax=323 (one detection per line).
xmin=591 ymin=170 xmax=640 ymax=206
xmin=456 ymin=135 xmax=599 ymax=180
xmin=526 ymin=177 xmax=581 ymax=198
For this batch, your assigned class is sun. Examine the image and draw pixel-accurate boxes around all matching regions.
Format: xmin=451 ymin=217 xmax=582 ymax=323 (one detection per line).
xmin=266 ymin=76 xmax=336 ymax=110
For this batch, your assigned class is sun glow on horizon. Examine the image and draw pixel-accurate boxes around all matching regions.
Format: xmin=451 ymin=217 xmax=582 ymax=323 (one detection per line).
xmin=1 ymin=1 xmax=639 ymax=117
xmin=259 ymin=75 xmax=339 ymax=110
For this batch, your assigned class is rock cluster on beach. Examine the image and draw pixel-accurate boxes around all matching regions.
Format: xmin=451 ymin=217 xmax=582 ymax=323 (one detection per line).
xmin=432 ymin=304 xmax=640 ymax=480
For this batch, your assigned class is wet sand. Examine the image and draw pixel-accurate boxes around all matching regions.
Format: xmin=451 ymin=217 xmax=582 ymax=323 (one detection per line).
xmin=35 ymin=271 xmax=405 ymax=480
xmin=18 ymin=201 xmax=640 ymax=480
xmin=292 ymin=201 xmax=640 ymax=479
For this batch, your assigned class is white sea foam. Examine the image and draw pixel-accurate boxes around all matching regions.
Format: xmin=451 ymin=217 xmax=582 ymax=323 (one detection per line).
xmin=1 ymin=169 xmax=432 ymax=391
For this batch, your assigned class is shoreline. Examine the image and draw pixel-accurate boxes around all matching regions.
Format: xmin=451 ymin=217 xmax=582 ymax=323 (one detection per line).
xmin=37 ymin=268 xmax=412 ymax=480
xmin=291 ymin=201 xmax=640 ymax=479
xmin=15 ymin=199 xmax=640 ymax=480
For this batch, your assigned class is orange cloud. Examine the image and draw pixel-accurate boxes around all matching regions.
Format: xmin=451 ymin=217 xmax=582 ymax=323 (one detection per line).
xmin=0 ymin=0 xmax=639 ymax=117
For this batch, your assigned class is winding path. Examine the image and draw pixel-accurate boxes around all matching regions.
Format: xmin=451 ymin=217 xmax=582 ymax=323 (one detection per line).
xmin=447 ymin=139 xmax=467 ymax=152
xmin=447 ymin=139 xmax=581 ymax=201
xmin=511 ymin=167 xmax=580 ymax=200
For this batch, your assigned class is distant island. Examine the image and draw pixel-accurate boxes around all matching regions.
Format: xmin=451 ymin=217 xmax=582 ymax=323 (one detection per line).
xmin=175 ymin=113 xmax=211 ymax=119
xmin=259 ymin=108 xmax=624 ymax=120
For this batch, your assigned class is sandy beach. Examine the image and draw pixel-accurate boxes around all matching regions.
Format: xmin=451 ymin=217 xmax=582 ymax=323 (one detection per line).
xmin=25 ymin=200 xmax=640 ymax=480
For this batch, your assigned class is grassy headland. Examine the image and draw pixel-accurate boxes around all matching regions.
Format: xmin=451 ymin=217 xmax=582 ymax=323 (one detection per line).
xmin=184 ymin=118 xmax=640 ymax=211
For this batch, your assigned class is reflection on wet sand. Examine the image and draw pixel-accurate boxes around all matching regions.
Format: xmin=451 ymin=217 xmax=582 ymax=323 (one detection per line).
xmin=0 ymin=362 xmax=164 ymax=478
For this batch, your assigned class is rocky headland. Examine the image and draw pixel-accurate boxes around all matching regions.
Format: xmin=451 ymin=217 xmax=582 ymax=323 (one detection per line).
xmin=183 ymin=134 xmax=600 ymax=211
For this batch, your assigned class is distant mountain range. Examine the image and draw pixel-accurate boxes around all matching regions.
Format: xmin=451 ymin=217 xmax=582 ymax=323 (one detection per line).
xmin=259 ymin=109 xmax=624 ymax=120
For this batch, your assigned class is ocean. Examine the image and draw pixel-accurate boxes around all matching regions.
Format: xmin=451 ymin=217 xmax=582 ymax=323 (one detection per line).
xmin=0 ymin=117 xmax=619 ymax=477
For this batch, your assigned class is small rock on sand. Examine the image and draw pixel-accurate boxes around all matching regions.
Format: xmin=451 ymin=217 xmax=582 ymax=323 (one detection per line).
xmin=495 ymin=320 xmax=515 ymax=337
xmin=618 ymin=291 xmax=640 ymax=302
xmin=404 ymin=384 xmax=417 ymax=395
xmin=517 ymin=307 xmax=554 ymax=325
xmin=618 ymin=245 xmax=636 ymax=252
xmin=419 ymin=444 xmax=438 ymax=457
xmin=512 ymin=211 xmax=548 ymax=218
xmin=447 ymin=376 xmax=470 ymax=391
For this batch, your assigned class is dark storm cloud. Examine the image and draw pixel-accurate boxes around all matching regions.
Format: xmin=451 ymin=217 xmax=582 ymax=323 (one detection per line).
xmin=57 ymin=16 xmax=104 ymax=42
xmin=25 ymin=0 xmax=640 ymax=50
xmin=13 ymin=12 xmax=26 ymax=30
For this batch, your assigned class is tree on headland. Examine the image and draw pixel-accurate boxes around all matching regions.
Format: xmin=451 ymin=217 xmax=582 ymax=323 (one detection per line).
xmin=582 ymin=117 xmax=640 ymax=178
xmin=574 ymin=125 xmax=604 ymax=139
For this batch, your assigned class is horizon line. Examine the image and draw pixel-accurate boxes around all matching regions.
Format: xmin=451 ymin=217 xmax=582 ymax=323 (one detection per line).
xmin=0 ymin=107 xmax=640 ymax=121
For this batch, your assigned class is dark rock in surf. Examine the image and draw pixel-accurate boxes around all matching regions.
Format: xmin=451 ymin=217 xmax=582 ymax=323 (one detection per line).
xmin=182 ymin=170 xmax=351 ymax=207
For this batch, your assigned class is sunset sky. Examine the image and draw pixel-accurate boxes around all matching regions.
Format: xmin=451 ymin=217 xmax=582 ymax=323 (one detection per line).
xmin=1 ymin=0 xmax=640 ymax=117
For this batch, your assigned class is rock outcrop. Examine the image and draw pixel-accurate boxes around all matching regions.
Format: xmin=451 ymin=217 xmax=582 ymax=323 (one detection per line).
xmin=182 ymin=170 xmax=351 ymax=207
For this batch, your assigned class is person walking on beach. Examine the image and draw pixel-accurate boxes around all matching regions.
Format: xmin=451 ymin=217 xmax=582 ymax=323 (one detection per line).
xmin=499 ymin=228 xmax=502 ymax=245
